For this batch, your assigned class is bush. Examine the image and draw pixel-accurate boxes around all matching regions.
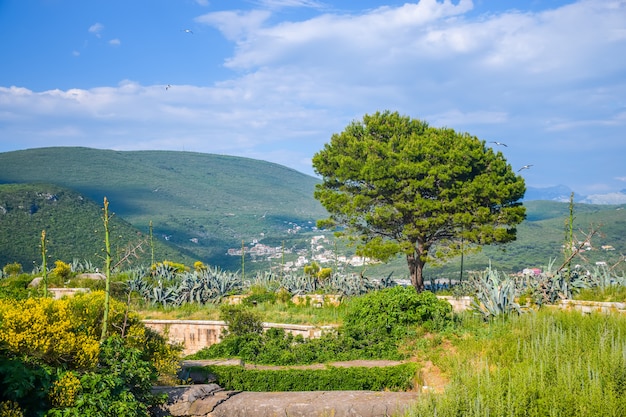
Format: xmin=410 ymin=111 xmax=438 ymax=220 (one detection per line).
xmin=205 ymin=362 xmax=418 ymax=391
xmin=47 ymin=336 xmax=164 ymax=417
xmin=0 ymin=274 xmax=37 ymax=300
xmin=52 ymin=260 xmax=72 ymax=281
xmin=342 ymin=287 xmax=453 ymax=354
xmin=1 ymin=263 xmax=22 ymax=277
xmin=219 ymin=304 xmax=263 ymax=337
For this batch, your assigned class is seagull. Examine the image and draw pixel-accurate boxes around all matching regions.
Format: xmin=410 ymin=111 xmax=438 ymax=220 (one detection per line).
xmin=183 ymin=29 xmax=193 ymax=34
xmin=165 ymin=84 xmax=171 ymax=90
xmin=490 ymin=141 xmax=508 ymax=147
xmin=518 ymin=164 xmax=533 ymax=172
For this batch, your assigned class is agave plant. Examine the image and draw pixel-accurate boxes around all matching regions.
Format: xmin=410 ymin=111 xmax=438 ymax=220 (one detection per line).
xmin=324 ymin=272 xmax=380 ymax=296
xmin=280 ymin=273 xmax=318 ymax=295
xmin=149 ymin=283 xmax=180 ymax=307
xmin=527 ymin=258 xmax=589 ymax=306
xmin=248 ymin=270 xmax=281 ymax=293
xmin=470 ymin=265 xmax=522 ymax=319
xmin=175 ymin=266 xmax=243 ymax=305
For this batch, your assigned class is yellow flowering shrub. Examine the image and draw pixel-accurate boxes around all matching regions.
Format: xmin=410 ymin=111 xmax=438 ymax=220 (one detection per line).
xmin=67 ymin=291 xmax=129 ymax=338
xmin=0 ymin=297 xmax=99 ymax=370
xmin=194 ymin=261 xmax=207 ymax=272
xmin=0 ymin=401 xmax=23 ymax=417
xmin=52 ymin=260 xmax=72 ymax=280
xmin=125 ymin=323 xmax=183 ymax=385
xmin=49 ymin=371 xmax=81 ymax=408
xmin=151 ymin=260 xmax=188 ymax=272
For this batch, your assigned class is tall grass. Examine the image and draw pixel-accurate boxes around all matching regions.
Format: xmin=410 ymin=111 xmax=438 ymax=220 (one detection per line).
xmin=410 ymin=310 xmax=626 ymax=416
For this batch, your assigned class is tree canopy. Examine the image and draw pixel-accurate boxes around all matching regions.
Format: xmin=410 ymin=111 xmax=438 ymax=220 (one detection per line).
xmin=312 ymin=111 xmax=526 ymax=292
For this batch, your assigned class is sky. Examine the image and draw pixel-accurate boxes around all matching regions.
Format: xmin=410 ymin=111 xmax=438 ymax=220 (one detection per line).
xmin=1 ymin=0 xmax=625 ymax=201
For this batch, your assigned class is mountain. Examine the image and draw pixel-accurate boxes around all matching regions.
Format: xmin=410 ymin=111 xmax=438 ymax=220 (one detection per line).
xmin=524 ymin=185 xmax=581 ymax=202
xmin=0 ymin=183 xmax=194 ymax=269
xmin=525 ymin=185 xmax=626 ymax=205
xmin=0 ymin=147 xmax=327 ymax=271
xmin=582 ymin=190 xmax=626 ymax=205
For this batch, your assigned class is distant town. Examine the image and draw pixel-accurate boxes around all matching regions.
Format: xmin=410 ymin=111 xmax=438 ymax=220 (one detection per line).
xmin=227 ymin=234 xmax=376 ymax=272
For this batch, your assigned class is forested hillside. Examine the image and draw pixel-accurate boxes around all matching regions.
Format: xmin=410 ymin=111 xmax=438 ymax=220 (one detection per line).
xmin=0 ymin=183 xmax=194 ymax=269
xmin=0 ymin=147 xmax=326 ymax=270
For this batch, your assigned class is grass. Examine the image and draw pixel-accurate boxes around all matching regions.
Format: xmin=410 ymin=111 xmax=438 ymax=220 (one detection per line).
xmin=134 ymin=299 xmax=348 ymax=325
xmin=574 ymin=286 xmax=626 ymax=303
xmin=408 ymin=309 xmax=626 ymax=416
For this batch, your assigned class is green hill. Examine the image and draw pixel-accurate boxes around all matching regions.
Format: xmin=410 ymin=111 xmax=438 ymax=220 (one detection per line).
xmin=0 ymin=147 xmax=624 ymax=278
xmin=0 ymin=183 xmax=194 ymax=270
xmin=0 ymin=147 xmax=327 ymax=271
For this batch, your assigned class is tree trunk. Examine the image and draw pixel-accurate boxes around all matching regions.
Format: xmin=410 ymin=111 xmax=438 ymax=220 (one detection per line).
xmin=406 ymin=252 xmax=425 ymax=292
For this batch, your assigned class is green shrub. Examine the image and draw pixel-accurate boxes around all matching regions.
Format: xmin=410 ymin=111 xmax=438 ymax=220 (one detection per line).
xmin=242 ymin=286 xmax=276 ymax=306
xmin=47 ymin=336 xmax=164 ymax=417
xmin=205 ymin=362 xmax=417 ymax=391
xmin=1 ymin=263 xmax=22 ymax=277
xmin=219 ymin=304 xmax=263 ymax=337
xmin=342 ymin=287 xmax=452 ymax=353
xmin=0 ymin=274 xmax=37 ymax=300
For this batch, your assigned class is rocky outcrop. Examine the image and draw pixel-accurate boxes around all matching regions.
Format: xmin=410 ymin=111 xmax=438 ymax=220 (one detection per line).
xmin=152 ymin=384 xmax=237 ymax=417
xmin=152 ymin=384 xmax=420 ymax=417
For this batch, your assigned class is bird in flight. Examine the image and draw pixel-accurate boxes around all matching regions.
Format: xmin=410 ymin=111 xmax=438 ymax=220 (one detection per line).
xmin=165 ymin=84 xmax=171 ymax=90
xmin=490 ymin=141 xmax=507 ymax=147
xmin=183 ymin=29 xmax=193 ymax=34
xmin=518 ymin=164 xmax=533 ymax=172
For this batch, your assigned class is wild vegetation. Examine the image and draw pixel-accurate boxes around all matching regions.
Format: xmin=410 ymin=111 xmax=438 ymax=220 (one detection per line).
xmin=0 ymin=292 xmax=181 ymax=417
xmin=1 ymin=146 xmax=625 ymax=415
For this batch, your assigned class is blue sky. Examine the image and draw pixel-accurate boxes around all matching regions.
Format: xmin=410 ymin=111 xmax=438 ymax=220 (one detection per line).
xmin=1 ymin=0 xmax=625 ymax=201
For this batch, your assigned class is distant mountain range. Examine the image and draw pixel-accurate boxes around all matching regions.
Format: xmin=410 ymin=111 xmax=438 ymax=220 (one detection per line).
xmin=526 ymin=185 xmax=626 ymax=205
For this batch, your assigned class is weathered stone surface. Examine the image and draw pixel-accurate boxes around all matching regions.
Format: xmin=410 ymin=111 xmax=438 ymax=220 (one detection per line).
xmin=76 ymin=272 xmax=106 ymax=280
xmin=208 ymin=391 xmax=420 ymax=417
xmin=152 ymin=384 xmax=232 ymax=417
xmin=153 ymin=385 xmax=420 ymax=417
xmin=28 ymin=277 xmax=42 ymax=287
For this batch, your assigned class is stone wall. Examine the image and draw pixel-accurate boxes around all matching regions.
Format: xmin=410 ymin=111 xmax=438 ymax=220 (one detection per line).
xmin=557 ymin=299 xmax=626 ymax=314
xmin=143 ymin=320 xmax=335 ymax=355
xmin=144 ymin=296 xmax=471 ymax=355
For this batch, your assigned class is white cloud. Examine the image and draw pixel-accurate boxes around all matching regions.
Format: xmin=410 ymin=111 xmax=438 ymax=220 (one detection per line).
xmin=195 ymin=10 xmax=271 ymax=41
xmin=255 ymin=0 xmax=325 ymax=8
xmin=2 ymin=1 xmax=626 ymax=192
xmin=109 ymin=38 xmax=121 ymax=46
xmin=88 ymin=23 xmax=104 ymax=37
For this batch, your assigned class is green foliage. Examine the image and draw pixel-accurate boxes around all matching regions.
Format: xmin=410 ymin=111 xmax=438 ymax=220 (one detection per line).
xmin=0 ymin=147 xmax=326 ymax=273
xmin=0 ymin=274 xmax=37 ymax=300
xmin=0 ymin=183 xmax=189 ymax=272
xmin=411 ymin=309 xmax=626 ymax=416
xmin=191 ymin=287 xmax=453 ymax=364
xmin=1 ymin=263 xmax=22 ymax=277
xmin=469 ymin=265 xmax=522 ymax=318
xmin=219 ymin=304 xmax=263 ymax=337
xmin=312 ymin=111 xmax=526 ymax=291
xmin=0 ymin=345 xmax=53 ymax=417
xmin=242 ymin=286 xmax=277 ymax=306
xmin=205 ymin=362 xmax=417 ymax=392
xmin=342 ymin=287 xmax=453 ymax=348
xmin=47 ymin=336 xmax=163 ymax=417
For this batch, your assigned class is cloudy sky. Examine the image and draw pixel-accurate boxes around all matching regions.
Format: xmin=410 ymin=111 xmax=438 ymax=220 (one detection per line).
xmin=1 ymin=0 xmax=625 ymax=198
